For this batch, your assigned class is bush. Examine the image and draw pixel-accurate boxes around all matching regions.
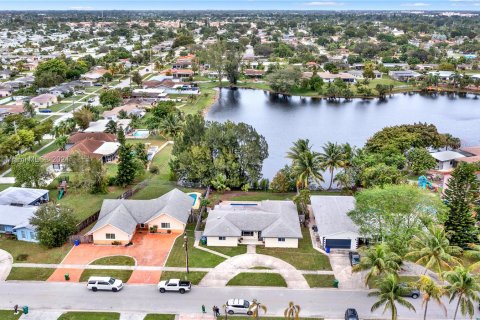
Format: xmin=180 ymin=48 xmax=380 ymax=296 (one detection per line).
xmin=149 ymin=165 xmax=159 ymax=174
xmin=112 ymin=241 xmax=122 ymax=245
xmin=16 ymin=254 xmax=29 ymax=261
xmin=108 ymin=176 xmax=117 ymax=186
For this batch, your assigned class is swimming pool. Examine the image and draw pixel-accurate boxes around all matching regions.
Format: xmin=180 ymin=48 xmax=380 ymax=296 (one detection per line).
xmin=188 ymin=192 xmax=202 ymax=210
xmin=132 ymin=130 xmax=150 ymax=138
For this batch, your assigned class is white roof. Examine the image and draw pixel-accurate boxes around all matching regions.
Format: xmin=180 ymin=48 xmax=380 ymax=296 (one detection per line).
xmin=85 ymin=119 xmax=131 ymax=133
xmin=430 ymin=150 xmax=465 ymax=162
xmin=0 ymin=205 xmax=37 ymax=228
xmin=94 ymin=142 xmax=120 ymax=155
xmin=0 ymin=187 xmax=48 ymax=206
xmin=310 ymin=196 xmax=359 ymax=238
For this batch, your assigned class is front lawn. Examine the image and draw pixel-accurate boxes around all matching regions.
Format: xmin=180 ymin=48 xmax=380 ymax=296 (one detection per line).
xmin=0 ymin=310 xmax=22 ymax=320
xmin=199 ymin=244 xmax=247 ymax=257
xmin=58 ymin=312 xmax=120 ymax=320
xmin=36 ymin=142 xmax=59 ymax=156
xmin=226 ymin=272 xmax=287 ymax=287
xmin=160 ymin=271 xmax=207 ymax=285
xmin=257 ymin=228 xmax=332 ymax=271
xmin=0 ymin=236 xmax=71 ymax=264
xmin=79 ymin=269 xmax=133 ymax=282
xmin=144 ymin=315 xmax=176 ymax=320
xmin=90 ymin=256 xmax=135 ymax=266
xmin=304 ymin=274 xmax=336 ymax=288
xmin=6 ymin=267 xmax=54 ymax=281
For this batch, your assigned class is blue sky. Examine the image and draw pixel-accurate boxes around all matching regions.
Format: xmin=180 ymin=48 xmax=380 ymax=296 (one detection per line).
xmin=1 ymin=0 xmax=479 ymax=11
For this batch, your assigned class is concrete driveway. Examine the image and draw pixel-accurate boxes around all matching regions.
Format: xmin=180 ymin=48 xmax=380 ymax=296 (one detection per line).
xmin=328 ymin=250 xmax=366 ymax=289
xmin=0 ymin=249 xmax=13 ymax=281
xmin=48 ymin=232 xmax=179 ymax=284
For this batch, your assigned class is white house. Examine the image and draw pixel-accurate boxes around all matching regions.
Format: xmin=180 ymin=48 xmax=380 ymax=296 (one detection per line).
xmin=430 ymin=150 xmax=466 ymax=171
xmin=30 ymin=93 xmax=57 ymax=108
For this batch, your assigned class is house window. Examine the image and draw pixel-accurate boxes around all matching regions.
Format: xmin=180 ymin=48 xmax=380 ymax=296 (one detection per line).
xmin=21 ymin=230 xmax=26 ymax=239
xmin=219 ymin=237 xmax=226 ymax=241
xmin=161 ymin=223 xmax=171 ymax=229
xmin=0 ymin=225 xmax=5 ymax=232
xmin=140 ymin=223 xmax=146 ymax=228
xmin=242 ymin=231 xmax=254 ymax=237
xmin=30 ymin=232 xmax=36 ymax=240
xmin=278 ymin=238 xmax=286 ymax=242
xmin=106 ymin=233 xmax=115 ymax=240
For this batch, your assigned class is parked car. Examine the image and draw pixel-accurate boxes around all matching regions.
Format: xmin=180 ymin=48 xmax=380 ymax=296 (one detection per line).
xmin=312 ymin=225 xmax=318 ymax=232
xmin=348 ymin=251 xmax=361 ymax=266
xmin=399 ymin=283 xmax=420 ymax=299
xmin=225 ymin=299 xmax=252 ymax=315
xmin=87 ymin=276 xmax=123 ymax=292
xmin=87 ymin=98 xmax=95 ymax=103
xmin=38 ymin=109 xmax=52 ymax=113
xmin=157 ymin=279 xmax=191 ymax=294
xmin=344 ymin=308 xmax=359 ymax=320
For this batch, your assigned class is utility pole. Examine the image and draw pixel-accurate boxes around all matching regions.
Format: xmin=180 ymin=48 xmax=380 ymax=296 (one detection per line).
xmin=183 ymin=232 xmax=189 ymax=274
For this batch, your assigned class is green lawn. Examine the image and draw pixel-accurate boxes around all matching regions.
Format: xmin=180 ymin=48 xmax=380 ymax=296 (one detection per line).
xmin=49 ymin=103 xmax=72 ymax=112
xmin=0 ymin=310 xmax=22 ymax=320
xmin=58 ymin=312 xmax=120 ymax=320
xmin=165 ymin=228 xmax=225 ymax=268
xmin=0 ymin=236 xmax=71 ymax=263
xmin=0 ymin=184 xmax=12 ymax=192
xmin=159 ymin=271 xmax=207 ymax=285
xmin=199 ymin=244 xmax=247 ymax=257
xmin=79 ymin=269 xmax=133 ymax=282
xmin=304 ymin=274 xmax=336 ymax=288
xmin=183 ymin=82 xmax=218 ymax=115
xmin=90 ymin=256 xmax=135 ymax=266
xmin=6 ymin=267 xmax=54 ymax=281
xmin=144 ymin=315 xmax=176 ymax=320
xmin=36 ymin=142 xmax=58 ymax=156
xmin=226 ymin=191 xmax=341 ymax=201
xmin=257 ymin=228 xmax=332 ymax=271
xmin=227 ymin=272 xmax=287 ymax=287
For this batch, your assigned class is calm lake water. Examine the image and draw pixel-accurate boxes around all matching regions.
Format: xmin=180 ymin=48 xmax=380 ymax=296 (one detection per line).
xmin=206 ymin=88 xmax=480 ymax=179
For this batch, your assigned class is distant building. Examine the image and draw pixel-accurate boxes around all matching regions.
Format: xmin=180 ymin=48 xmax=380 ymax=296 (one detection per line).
xmin=30 ymin=93 xmax=58 ymax=108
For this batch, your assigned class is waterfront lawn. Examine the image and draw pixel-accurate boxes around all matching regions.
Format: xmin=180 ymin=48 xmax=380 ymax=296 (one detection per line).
xmin=144 ymin=315 xmax=176 ymax=320
xmin=6 ymin=267 xmax=54 ymax=281
xmin=223 ymin=190 xmax=341 ymax=202
xmin=58 ymin=312 xmax=120 ymax=320
xmin=0 ymin=236 xmax=71 ymax=264
xmin=183 ymin=82 xmax=217 ymax=115
xmin=90 ymin=256 xmax=135 ymax=266
xmin=0 ymin=310 xmax=22 ymax=320
xmin=79 ymin=269 xmax=133 ymax=282
xmin=159 ymin=271 xmax=207 ymax=285
xmin=257 ymin=228 xmax=332 ymax=271
xmin=227 ymin=273 xmax=287 ymax=287
xmin=304 ymin=274 xmax=336 ymax=288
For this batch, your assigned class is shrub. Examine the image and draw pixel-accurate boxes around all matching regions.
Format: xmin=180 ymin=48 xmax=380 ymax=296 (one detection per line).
xmin=16 ymin=254 xmax=29 ymax=261
xmin=149 ymin=165 xmax=159 ymax=174
xmin=112 ymin=241 xmax=122 ymax=245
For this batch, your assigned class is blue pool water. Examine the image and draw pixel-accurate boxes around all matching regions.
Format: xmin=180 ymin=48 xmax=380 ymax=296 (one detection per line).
xmin=132 ymin=130 xmax=149 ymax=138
xmin=189 ymin=193 xmax=197 ymax=206
xmin=230 ymin=203 xmax=258 ymax=206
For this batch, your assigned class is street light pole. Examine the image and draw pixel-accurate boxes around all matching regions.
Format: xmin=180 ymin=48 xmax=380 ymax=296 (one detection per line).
xmin=183 ymin=232 xmax=189 ymax=274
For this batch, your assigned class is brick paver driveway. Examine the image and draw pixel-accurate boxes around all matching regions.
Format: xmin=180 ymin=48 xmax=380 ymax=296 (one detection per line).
xmin=48 ymin=232 xmax=180 ymax=284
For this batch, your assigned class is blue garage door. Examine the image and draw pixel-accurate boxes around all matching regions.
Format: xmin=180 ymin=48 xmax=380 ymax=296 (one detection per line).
xmin=325 ymin=239 xmax=351 ymax=249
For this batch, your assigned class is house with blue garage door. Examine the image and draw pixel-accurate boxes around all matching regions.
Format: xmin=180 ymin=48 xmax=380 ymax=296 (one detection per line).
xmin=0 ymin=205 xmax=39 ymax=242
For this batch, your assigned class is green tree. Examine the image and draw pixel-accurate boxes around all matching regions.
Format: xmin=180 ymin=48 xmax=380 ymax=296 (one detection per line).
xmin=319 ymin=142 xmax=345 ymax=190
xmin=115 ymin=129 xmax=136 ymax=187
xmin=134 ymin=143 xmax=148 ymax=168
xmin=369 ymin=274 xmax=416 ymax=320
xmin=211 ymin=174 xmax=230 ymax=193
xmin=416 ymin=275 xmax=447 ymax=320
xmin=354 ymin=244 xmax=401 ymax=285
xmin=73 ymin=106 xmax=93 ymax=130
xmin=131 ymin=71 xmax=143 ymax=87
xmin=100 ymin=89 xmax=123 ymax=109
xmin=55 ymin=135 xmax=68 ymax=150
xmin=267 ymin=67 xmax=302 ymax=93
xmin=291 ymin=150 xmax=324 ymax=190
xmin=23 ymin=101 xmax=35 ymax=118
xmin=363 ymin=62 xmax=375 ymax=79
xmin=406 ymin=148 xmax=437 ymax=175
xmin=293 ymin=189 xmax=311 ymax=218
xmin=443 ymin=266 xmax=480 ymax=320
xmin=105 ymin=120 xmax=117 ymax=134
xmin=11 ymin=152 xmax=51 ymax=188
xmin=361 ymin=163 xmax=405 ymax=188
xmin=30 ymin=203 xmax=78 ymax=248
xmin=270 ymin=165 xmax=296 ymax=193
xmin=444 ymin=163 xmax=479 ymax=246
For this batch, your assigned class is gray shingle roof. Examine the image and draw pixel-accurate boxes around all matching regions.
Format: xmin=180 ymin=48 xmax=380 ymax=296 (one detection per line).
xmin=203 ymin=201 xmax=302 ymax=238
xmin=310 ymin=196 xmax=359 ymax=237
xmin=0 ymin=205 xmax=37 ymax=229
xmin=0 ymin=187 xmax=49 ymax=206
xmin=87 ymin=188 xmax=193 ymax=235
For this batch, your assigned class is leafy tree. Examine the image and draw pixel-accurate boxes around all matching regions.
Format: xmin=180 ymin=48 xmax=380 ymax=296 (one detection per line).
xmin=224 ymin=49 xmax=241 ymax=85
xmin=270 ymin=165 xmax=296 ymax=193
xmin=100 ymin=89 xmax=123 ymax=109
xmin=73 ymin=106 xmax=93 ymax=130
xmin=443 ymin=267 xmax=480 ymax=320
xmin=267 ymin=67 xmax=302 ymax=93
xmin=444 ymin=163 xmax=479 ymax=247
xmin=363 ymin=62 xmax=375 ymax=79
xmin=11 ymin=152 xmax=51 ymax=188
xmin=55 ymin=135 xmax=68 ymax=150
xmin=211 ymin=174 xmax=230 ymax=193
xmin=354 ymin=244 xmax=401 ymax=285
xmin=319 ymin=142 xmax=345 ymax=190
xmin=17 ymin=129 xmax=35 ymax=150
xmin=105 ymin=120 xmax=117 ymax=134
xmin=134 ymin=143 xmax=148 ymax=168
xmin=116 ymin=130 xmax=136 ymax=187
xmin=361 ymin=163 xmax=404 ymax=188
xmin=406 ymin=148 xmax=437 ymax=175
xmin=291 ymin=150 xmax=324 ymax=190
xmin=293 ymin=189 xmax=311 ymax=218
xmin=30 ymin=203 xmax=78 ymax=248
xmin=416 ymin=275 xmax=447 ymax=320
xmin=369 ymin=274 xmax=416 ymax=320
xmin=131 ymin=71 xmax=143 ymax=87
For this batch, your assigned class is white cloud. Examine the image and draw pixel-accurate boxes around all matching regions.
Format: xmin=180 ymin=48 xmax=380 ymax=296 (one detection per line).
xmin=69 ymin=6 xmax=94 ymax=10
xmin=303 ymin=1 xmax=344 ymax=6
xmin=401 ymin=2 xmax=430 ymax=6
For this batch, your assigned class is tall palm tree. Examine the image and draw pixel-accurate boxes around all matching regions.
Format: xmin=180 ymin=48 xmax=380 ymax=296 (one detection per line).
xmin=406 ymin=224 xmax=461 ymax=275
xmin=248 ymin=299 xmax=267 ymax=320
xmin=319 ymin=142 xmax=345 ymax=190
xmin=354 ymin=243 xmax=401 ymax=285
xmin=443 ymin=266 xmax=480 ymax=320
xmin=286 ymin=139 xmax=312 ymax=162
xmin=291 ymin=150 xmax=324 ymax=190
xmin=284 ymin=301 xmax=301 ymax=320
xmin=158 ymin=113 xmax=184 ymax=139
xmin=416 ymin=275 xmax=447 ymax=320
xmin=465 ymin=234 xmax=480 ymax=271
xmin=369 ymin=274 xmax=416 ymax=320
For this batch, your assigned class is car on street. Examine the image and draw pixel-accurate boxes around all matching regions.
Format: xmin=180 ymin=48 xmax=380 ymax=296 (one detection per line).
xmin=87 ymin=276 xmax=123 ymax=292
xmin=87 ymin=98 xmax=95 ymax=103
xmin=311 ymin=225 xmax=318 ymax=232
xmin=399 ymin=283 xmax=420 ymax=299
xmin=344 ymin=308 xmax=359 ymax=320
xmin=38 ymin=109 xmax=52 ymax=113
xmin=225 ymin=299 xmax=252 ymax=315
xmin=348 ymin=251 xmax=360 ymax=266
xmin=157 ymin=279 xmax=191 ymax=294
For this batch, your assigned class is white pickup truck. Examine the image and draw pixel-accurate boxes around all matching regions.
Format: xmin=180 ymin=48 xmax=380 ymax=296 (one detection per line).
xmin=157 ymin=279 xmax=192 ymax=294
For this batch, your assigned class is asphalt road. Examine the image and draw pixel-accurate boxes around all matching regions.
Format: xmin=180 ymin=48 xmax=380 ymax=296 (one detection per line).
xmin=0 ymin=282 xmax=476 ymax=319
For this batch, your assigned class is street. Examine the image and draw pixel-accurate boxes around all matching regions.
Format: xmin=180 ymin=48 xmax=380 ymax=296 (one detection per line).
xmin=0 ymin=282 xmax=476 ymax=319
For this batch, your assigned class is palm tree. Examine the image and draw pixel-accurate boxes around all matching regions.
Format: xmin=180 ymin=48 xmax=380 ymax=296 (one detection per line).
xmin=319 ymin=142 xmax=345 ymax=190
xmin=465 ymin=235 xmax=480 ymax=271
xmin=416 ymin=275 xmax=447 ymax=320
xmin=291 ymin=150 xmax=324 ymax=190
xmin=105 ymin=120 xmax=117 ymax=134
xmin=248 ymin=299 xmax=267 ymax=320
xmin=286 ymin=139 xmax=312 ymax=162
xmin=54 ymin=135 xmax=68 ymax=151
xmin=406 ymin=224 xmax=461 ymax=275
xmin=284 ymin=301 xmax=301 ymax=320
xmin=158 ymin=113 xmax=184 ymax=139
xmin=369 ymin=274 xmax=416 ymax=320
xmin=443 ymin=266 xmax=480 ymax=320
xmin=354 ymin=243 xmax=401 ymax=285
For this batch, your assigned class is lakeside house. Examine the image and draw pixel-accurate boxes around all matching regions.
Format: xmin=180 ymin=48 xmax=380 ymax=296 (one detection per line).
xmin=429 ymin=150 xmax=466 ymax=171
xmin=388 ymin=70 xmax=421 ymax=81
xmin=203 ymin=201 xmax=303 ymax=248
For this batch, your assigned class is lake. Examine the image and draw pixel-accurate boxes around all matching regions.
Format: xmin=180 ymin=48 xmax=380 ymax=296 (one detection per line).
xmin=206 ymin=88 xmax=480 ymax=179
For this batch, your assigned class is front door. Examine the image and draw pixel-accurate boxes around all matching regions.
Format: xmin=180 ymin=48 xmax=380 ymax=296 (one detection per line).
xmin=258 ymin=231 xmax=262 ymax=241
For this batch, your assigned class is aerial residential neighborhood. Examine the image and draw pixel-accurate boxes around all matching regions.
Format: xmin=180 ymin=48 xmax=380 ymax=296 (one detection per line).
xmin=0 ymin=4 xmax=479 ymax=320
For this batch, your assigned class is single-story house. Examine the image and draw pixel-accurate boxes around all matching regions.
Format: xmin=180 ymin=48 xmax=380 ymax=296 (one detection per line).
xmin=86 ymin=188 xmax=193 ymax=245
xmin=347 ymin=70 xmax=382 ymax=79
xmin=383 ymin=63 xmax=409 ymax=70
xmin=244 ymin=69 xmax=265 ymax=78
xmin=172 ymin=69 xmax=194 ymax=78
xmin=0 ymin=187 xmax=49 ymax=206
xmin=388 ymin=70 xmax=421 ymax=81
xmin=310 ymin=196 xmax=359 ymax=250
xmin=430 ymin=150 xmax=466 ymax=171
xmin=102 ymin=103 xmax=146 ymax=121
xmin=132 ymin=88 xmax=167 ymax=98
xmin=203 ymin=201 xmax=303 ymax=248
xmin=0 ymin=103 xmax=25 ymax=120
xmin=84 ymin=119 xmax=132 ymax=134
xmin=82 ymin=66 xmax=109 ymax=82
xmin=427 ymin=71 xmax=455 ymax=81
xmin=0 ymin=69 xmax=12 ymax=80
xmin=30 ymin=93 xmax=58 ymax=108
xmin=0 ymin=205 xmax=38 ymax=242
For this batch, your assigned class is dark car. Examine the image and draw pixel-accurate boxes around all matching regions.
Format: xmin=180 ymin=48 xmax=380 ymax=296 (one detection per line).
xmin=345 ymin=308 xmax=359 ymax=320
xmin=349 ymin=251 xmax=361 ymax=266
xmin=312 ymin=225 xmax=318 ymax=232
xmin=38 ymin=109 xmax=52 ymax=113
xmin=399 ymin=283 xmax=420 ymax=299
